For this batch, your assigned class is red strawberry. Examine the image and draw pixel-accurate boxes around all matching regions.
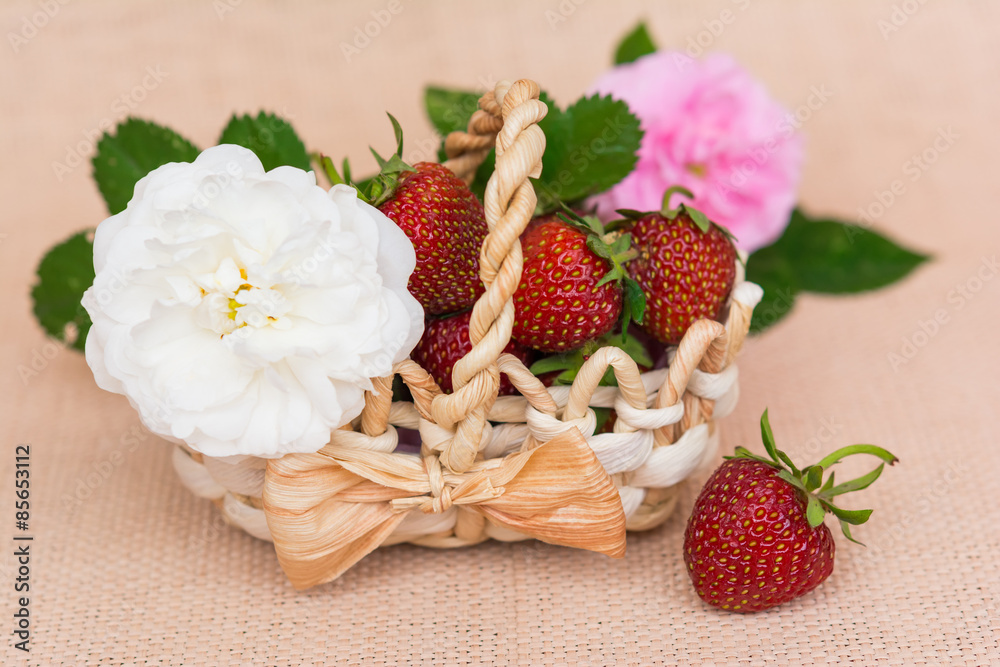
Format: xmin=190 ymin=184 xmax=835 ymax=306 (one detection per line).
xmin=684 ymin=411 xmax=898 ymax=613
xmin=378 ymin=162 xmax=488 ymax=315
xmin=513 ymin=217 xmax=643 ymax=353
xmin=411 ymin=309 xmax=533 ymax=395
xmin=623 ymin=187 xmax=737 ymax=345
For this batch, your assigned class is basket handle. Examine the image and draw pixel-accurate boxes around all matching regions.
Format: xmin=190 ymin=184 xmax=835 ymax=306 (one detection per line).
xmin=430 ymin=79 xmax=548 ymax=473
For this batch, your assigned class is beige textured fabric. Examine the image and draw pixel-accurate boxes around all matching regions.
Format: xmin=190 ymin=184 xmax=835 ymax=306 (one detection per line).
xmin=1 ymin=0 xmax=998 ymax=664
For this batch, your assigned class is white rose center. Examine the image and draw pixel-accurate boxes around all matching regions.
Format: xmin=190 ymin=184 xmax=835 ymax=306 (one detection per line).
xmin=192 ymin=256 xmax=293 ymax=337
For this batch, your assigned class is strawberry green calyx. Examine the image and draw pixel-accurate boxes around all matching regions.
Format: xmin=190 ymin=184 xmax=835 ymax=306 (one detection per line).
xmin=658 ymin=185 xmax=711 ymax=232
xmin=728 ymin=410 xmax=899 ymax=545
xmin=555 ymin=205 xmax=646 ymax=334
xmin=614 ymin=185 xmax=738 ymax=245
xmin=316 ymin=113 xmax=416 ymax=207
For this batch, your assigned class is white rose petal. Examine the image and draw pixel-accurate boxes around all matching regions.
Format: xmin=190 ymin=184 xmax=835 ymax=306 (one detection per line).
xmin=82 ymin=145 xmax=424 ymax=458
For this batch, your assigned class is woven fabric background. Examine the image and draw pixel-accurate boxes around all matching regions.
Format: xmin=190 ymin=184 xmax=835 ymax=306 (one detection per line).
xmin=1 ymin=1 xmax=997 ymax=664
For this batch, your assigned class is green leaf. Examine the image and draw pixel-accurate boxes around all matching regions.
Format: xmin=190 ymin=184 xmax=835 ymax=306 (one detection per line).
xmin=747 ymin=276 xmax=798 ymax=334
xmin=759 ymin=409 xmax=801 ymax=475
xmin=805 ymin=495 xmax=826 ymax=528
xmin=824 ymin=464 xmax=886 ymax=498
xmin=317 ymin=154 xmax=347 ymax=186
xmin=622 ymin=277 xmax=647 ymax=328
xmin=614 ymin=22 xmax=657 ymax=65
xmin=533 ymin=94 xmax=643 ymax=212
xmin=748 ymin=208 xmax=929 ymax=296
xmin=424 ymin=87 xmax=483 ymax=136
xmin=31 ymin=231 xmax=95 ymax=352
xmin=614 ymin=331 xmax=653 ymax=369
xmin=819 ymin=470 xmax=836 ymax=494
xmin=593 ymin=406 xmax=613 ymax=433
xmin=529 ymin=355 xmax=578 ymax=376
xmin=726 ymin=446 xmax=779 ymax=467
xmin=838 ymin=521 xmax=863 ymax=545
xmin=822 ymin=502 xmax=873 ymax=526
xmin=556 ymin=369 xmax=579 ymax=385
xmin=387 ymin=113 xmax=405 ymax=157
xmin=92 ymin=118 xmax=200 ymax=214
xmin=427 ymin=89 xmax=643 ymax=212
xmin=747 ymin=208 xmax=928 ymax=334
xmin=528 ymin=331 xmax=652 ymax=389
xmin=587 ymin=235 xmax=615 ymax=261
xmin=777 ymin=471 xmax=808 ymax=498
xmin=218 ymin=112 xmax=311 ymax=172
xmin=816 ymin=444 xmax=899 ymax=470
xmin=804 ymin=465 xmax=824 ymax=493
xmin=759 ymin=409 xmax=780 ymax=463
xmin=681 ymin=205 xmax=712 ymax=233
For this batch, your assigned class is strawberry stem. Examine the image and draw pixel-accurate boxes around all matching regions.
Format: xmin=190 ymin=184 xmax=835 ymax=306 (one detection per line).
xmin=660 ymin=185 xmax=695 ymax=217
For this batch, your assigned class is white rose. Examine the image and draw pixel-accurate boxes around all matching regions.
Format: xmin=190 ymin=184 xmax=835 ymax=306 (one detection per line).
xmin=82 ymin=145 xmax=424 ymax=458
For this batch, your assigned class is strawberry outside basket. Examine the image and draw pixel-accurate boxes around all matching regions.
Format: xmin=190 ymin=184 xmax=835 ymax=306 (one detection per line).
xmin=170 ymin=79 xmax=764 ymax=589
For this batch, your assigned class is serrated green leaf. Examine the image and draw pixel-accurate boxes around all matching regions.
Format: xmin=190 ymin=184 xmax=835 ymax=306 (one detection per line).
xmin=424 ymin=87 xmax=483 ymax=136
xmin=533 ymin=94 xmax=642 ymax=212
xmin=614 ymin=22 xmax=657 ymax=65
xmin=31 ymin=231 xmax=95 ymax=352
xmin=218 ymin=112 xmax=311 ymax=172
xmin=92 ymin=118 xmax=200 ymax=215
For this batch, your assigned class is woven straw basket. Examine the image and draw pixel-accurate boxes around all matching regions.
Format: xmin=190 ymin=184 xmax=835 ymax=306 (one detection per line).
xmin=171 ymin=79 xmax=763 ymax=589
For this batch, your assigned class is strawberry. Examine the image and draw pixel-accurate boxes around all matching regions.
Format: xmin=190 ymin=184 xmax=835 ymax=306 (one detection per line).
xmin=320 ymin=116 xmax=488 ymax=316
xmin=512 ymin=215 xmax=644 ymax=353
xmin=620 ymin=186 xmax=737 ymax=345
xmin=377 ymin=162 xmax=488 ymax=315
xmin=410 ymin=309 xmax=533 ymax=395
xmin=684 ymin=411 xmax=898 ymax=613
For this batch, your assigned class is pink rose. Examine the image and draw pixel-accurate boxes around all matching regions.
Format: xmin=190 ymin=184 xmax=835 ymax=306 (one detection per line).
xmin=588 ymin=51 xmax=804 ymax=252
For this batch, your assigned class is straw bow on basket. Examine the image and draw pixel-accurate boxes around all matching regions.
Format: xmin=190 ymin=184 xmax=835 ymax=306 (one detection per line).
xmin=172 ymin=78 xmax=763 ymax=590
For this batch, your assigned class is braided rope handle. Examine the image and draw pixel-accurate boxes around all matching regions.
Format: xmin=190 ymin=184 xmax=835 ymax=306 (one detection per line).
xmin=422 ymin=80 xmax=548 ymax=472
